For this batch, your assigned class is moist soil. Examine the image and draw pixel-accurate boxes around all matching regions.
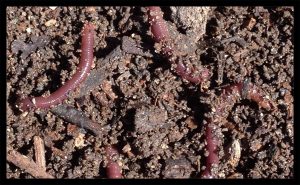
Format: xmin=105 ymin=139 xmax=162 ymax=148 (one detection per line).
xmin=6 ymin=6 xmax=294 ymax=178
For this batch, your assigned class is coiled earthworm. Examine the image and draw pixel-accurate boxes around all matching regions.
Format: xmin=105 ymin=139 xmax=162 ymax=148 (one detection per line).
xmin=202 ymin=79 xmax=275 ymax=178
xmin=17 ymin=23 xmax=95 ymax=111
xmin=105 ymin=145 xmax=122 ymax=178
xmin=210 ymin=78 xmax=275 ymax=122
xmin=147 ymin=6 xmax=210 ymax=84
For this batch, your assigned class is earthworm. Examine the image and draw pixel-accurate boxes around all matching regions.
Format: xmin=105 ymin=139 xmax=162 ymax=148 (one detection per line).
xmin=202 ymin=79 xmax=275 ymax=178
xmin=202 ymin=83 xmax=243 ymax=178
xmin=17 ymin=23 xmax=95 ymax=111
xmin=147 ymin=6 xmax=210 ymax=84
xmin=105 ymin=145 xmax=122 ymax=178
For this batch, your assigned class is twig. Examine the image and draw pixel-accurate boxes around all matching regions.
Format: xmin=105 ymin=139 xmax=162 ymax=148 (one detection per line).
xmin=33 ymin=136 xmax=46 ymax=171
xmin=50 ymin=104 xmax=111 ymax=137
xmin=7 ymin=149 xmax=54 ymax=178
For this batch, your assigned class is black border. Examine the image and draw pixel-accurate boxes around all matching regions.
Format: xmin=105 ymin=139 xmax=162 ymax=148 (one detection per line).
xmin=2 ymin=0 xmax=298 ymax=185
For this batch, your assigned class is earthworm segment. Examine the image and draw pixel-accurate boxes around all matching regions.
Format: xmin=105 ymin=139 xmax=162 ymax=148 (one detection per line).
xmin=17 ymin=22 xmax=95 ymax=111
xmin=202 ymin=124 xmax=220 ymax=179
xmin=214 ymin=79 xmax=275 ymax=117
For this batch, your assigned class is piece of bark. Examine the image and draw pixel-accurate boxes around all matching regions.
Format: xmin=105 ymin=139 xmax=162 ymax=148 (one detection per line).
xmin=50 ymin=104 xmax=110 ymax=137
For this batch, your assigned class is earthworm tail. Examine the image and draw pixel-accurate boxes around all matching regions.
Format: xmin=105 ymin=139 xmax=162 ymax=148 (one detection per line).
xmin=17 ymin=22 xmax=95 ymax=111
xmin=201 ymin=124 xmax=220 ymax=179
xmin=105 ymin=145 xmax=122 ymax=179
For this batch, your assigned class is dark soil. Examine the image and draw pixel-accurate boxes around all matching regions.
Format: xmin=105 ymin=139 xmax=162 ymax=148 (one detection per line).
xmin=6 ymin=6 xmax=294 ymax=179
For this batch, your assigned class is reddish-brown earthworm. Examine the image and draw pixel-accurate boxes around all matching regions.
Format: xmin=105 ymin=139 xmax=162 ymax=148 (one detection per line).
xmin=147 ymin=6 xmax=210 ymax=84
xmin=17 ymin=22 xmax=95 ymax=111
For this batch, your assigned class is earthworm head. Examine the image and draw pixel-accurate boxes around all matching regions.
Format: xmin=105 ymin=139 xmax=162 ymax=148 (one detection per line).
xmin=16 ymin=97 xmax=34 ymax=112
xmin=82 ymin=22 xmax=95 ymax=36
xmin=147 ymin=6 xmax=169 ymax=43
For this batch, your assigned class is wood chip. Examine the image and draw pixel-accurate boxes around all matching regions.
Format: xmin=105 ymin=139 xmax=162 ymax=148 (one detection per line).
xmin=101 ymin=80 xmax=118 ymax=100
xmin=33 ymin=136 xmax=46 ymax=171
xmin=244 ymin=17 xmax=256 ymax=30
xmin=186 ymin=116 xmax=198 ymax=130
xmin=228 ymin=139 xmax=241 ymax=168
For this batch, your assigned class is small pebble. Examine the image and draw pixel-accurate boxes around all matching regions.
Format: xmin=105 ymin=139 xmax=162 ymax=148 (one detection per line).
xmin=74 ymin=132 xmax=86 ymax=148
xmin=45 ymin=19 xmax=57 ymax=27
xmin=279 ymin=88 xmax=286 ymax=97
xmin=26 ymin=27 xmax=32 ymax=33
